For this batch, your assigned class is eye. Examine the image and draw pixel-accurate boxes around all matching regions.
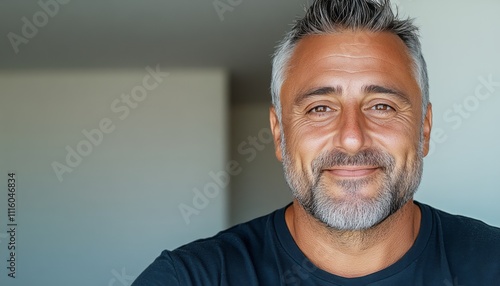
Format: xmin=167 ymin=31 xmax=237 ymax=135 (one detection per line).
xmin=308 ymin=105 xmax=333 ymax=114
xmin=371 ymin=104 xmax=394 ymax=112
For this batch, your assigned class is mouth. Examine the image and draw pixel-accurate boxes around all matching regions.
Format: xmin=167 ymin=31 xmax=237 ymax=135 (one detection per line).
xmin=324 ymin=166 xmax=381 ymax=178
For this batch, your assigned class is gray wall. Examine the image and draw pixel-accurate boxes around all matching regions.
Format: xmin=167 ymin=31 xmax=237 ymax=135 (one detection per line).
xmin=0 ymin=69 xmax=228 ymax=286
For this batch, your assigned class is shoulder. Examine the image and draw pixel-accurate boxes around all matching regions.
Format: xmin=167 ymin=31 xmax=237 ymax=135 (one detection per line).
xmin=431 ymin=206 xmax=500 ymax=246
xmin=425 ymin=204 xmax=500 ymax=281
xmin=172 ymin=209 xmax=276 ymax=265
xmin=132 ymin=250 xmax=179 ymax=286
xmin=133 ymin=207 xmax=285 ymax=286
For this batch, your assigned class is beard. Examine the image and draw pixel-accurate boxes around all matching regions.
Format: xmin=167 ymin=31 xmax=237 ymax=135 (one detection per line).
xmin=282 ymin=139 xmax=424 ymax=231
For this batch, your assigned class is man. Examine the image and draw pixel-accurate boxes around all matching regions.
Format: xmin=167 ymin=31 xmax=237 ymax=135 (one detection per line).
xmin=133 ymin=0 xmax=500 ymax=285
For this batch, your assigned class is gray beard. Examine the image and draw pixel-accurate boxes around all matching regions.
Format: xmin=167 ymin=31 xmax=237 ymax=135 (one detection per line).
xmin=282 ymin=145 xmax=424 ymax=231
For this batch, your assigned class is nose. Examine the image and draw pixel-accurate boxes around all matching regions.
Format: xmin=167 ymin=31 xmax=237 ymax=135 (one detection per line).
xmin=334 ymin=108 xmax=370 ymax=155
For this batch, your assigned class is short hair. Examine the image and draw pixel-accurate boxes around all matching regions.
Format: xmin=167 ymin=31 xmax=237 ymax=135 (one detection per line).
xmin=271 ymin=0 xmax=429 ymax=121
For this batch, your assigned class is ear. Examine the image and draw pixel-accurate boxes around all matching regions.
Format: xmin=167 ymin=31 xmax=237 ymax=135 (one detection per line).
xmin=269 ymin=106 xmax=283 ymax=161
xmin=422 ymin=103 xmax=433 ymax=157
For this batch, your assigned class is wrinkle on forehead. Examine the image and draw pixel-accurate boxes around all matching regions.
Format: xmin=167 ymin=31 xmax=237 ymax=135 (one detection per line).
xmin=291 ymin=31 xmax=413 ymax=65
xmin=284 ymin=32 xmax=417 ymax=86
xmin=319 ymin=69 xmax=379 ymax=74
xmin=318 ymin=55 xmax=410 ymax=68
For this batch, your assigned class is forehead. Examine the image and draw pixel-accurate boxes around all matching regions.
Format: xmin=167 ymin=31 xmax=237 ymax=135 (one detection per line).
xmin=282 ymin=31 xmax=420 ymax=101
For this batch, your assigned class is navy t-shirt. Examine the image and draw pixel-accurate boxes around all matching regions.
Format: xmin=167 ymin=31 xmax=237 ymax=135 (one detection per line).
xmin=133 ymin=202 xmax=500 ymax=285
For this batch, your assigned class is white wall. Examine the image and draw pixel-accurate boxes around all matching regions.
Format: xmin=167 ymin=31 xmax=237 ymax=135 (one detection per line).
xmin=230 ymin=0 xmax=500 ymax=227
xmin=0 ymin=69 xmax=228 ymax=286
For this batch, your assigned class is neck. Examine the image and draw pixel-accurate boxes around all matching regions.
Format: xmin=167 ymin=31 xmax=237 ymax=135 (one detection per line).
xmin=285 ymin=199 xmax=421 ymax=278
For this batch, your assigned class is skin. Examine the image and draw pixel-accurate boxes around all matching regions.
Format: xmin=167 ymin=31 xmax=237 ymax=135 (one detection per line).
xmin=270 ymin=30 xmax=433 ymax=278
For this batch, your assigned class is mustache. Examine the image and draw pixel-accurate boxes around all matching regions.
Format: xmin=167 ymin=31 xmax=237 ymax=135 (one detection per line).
xmin=311 ymin=149 xmax=395 ymax=174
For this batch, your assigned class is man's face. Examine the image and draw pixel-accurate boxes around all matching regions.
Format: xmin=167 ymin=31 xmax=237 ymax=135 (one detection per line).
xmin=270 ymin=31 xmax=432 ymax=230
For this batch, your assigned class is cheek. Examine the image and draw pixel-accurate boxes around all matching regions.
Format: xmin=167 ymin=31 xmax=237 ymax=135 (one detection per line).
xmin=284 ymin=119 xmax=336 ymax=168
xmin=368 ymin=119 xmax=422 ymax=163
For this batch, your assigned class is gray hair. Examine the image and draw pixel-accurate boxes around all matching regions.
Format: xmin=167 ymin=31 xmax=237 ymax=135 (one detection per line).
xmin=271 ymin=0 xmax=429 ymax=121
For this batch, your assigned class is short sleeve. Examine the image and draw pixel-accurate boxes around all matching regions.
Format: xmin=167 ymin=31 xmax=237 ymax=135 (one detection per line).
xmin=132 ymin=250 xmax=180 ymax=286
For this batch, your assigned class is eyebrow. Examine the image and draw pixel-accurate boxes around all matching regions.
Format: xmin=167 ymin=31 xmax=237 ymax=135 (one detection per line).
xmin=363 ymin=84 xmax=412 ymax=105
xmin=294 ymin=86 xmax=343 ymax=106
xmin=293 ymin=84 xmax=412 ymax=106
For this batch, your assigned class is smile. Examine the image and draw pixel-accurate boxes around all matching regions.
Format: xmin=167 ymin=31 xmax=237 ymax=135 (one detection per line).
xmin=325 ymin=167 xmax=381 ymax=178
